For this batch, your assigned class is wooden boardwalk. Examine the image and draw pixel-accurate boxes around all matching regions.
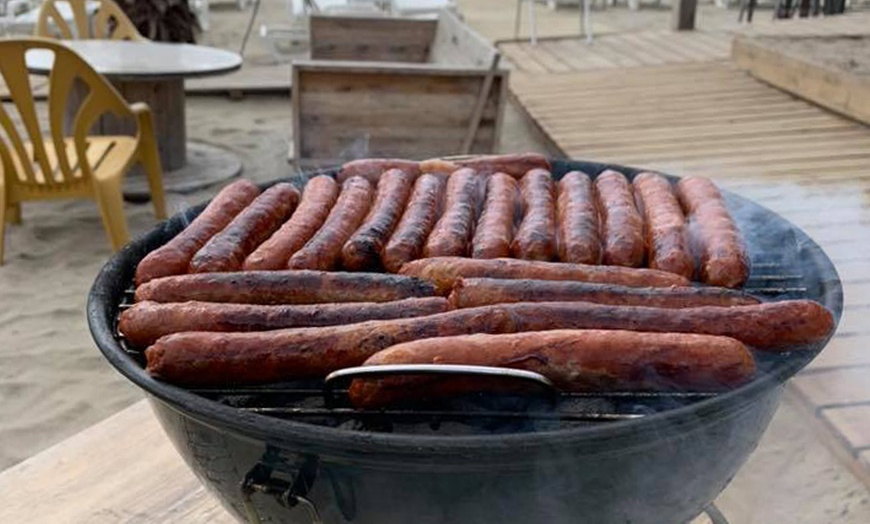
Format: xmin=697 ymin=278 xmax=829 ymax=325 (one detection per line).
xmin=507 ymin=20 xmax=870 ymax=476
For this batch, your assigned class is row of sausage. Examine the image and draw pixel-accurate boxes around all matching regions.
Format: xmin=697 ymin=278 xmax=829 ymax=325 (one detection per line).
xmin=135 ymin=154 xmax=747 ymax=288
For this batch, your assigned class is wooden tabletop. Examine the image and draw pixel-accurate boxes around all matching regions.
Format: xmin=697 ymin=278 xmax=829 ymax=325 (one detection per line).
xmin=26 ymin=41 xmax=243 ymax=81
xmin=0 ymin=399 xmax=718 ymax=523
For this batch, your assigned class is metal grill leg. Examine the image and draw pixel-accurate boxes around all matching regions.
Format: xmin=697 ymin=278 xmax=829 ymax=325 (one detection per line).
xmin=705 ymin=503 xmax=730 ymax=524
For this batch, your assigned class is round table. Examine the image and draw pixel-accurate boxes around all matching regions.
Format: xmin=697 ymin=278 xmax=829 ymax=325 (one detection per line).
xmin=27 ymin=40 xmax=244 ymax=199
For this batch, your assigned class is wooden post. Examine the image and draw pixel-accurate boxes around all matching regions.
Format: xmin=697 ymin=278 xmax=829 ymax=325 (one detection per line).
xmin=671 ymin=0 xmax=697 ymax=31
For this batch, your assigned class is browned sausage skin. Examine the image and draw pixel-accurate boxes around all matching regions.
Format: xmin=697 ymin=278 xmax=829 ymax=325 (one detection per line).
xmin=342 ymin=169 xmax=415 ymax=271
xmin=348 ymin=330 xmax=756 ymax=407
xmin=134 ymin=270 xmax=437 ymax=304
xmin=244 ymin=176 xmax=339 ymax=271
xmin=288 ymin=176 xmax=374 ymax=270
xmin=511 ymin=168 xmax=557 ymax=261
xmin=633 ymin=172 xmax=694 ymax=279
xmin=423 ymin=168 xmax=481 ymax=258
xmin=677 ymin=176 xmax=750 ymax=288
xmin=447 ymin=277 xmax=760 ymax=309
xmin=399 ymin=256 xmax=690 ymax=295
xmin=419 ymin=153 xmax=550 ymax=178
xmin=135 ymin=180 xmax=261 ymax=285
xmin=189 ymin=183 xmax=300 ymax=273
xmin=144 ymin=299 xmax=833 ymax=387
xmin=338 ymin=158 xmax=421 ymax=184
xmin=382 ymin=174 xmax=447 ymax=272
xmin=556 ymin=171 xmax=600 ymax=265
xmin=119 ymin=297 xmax=449 ymax=347
xmin=595 ymin=170 xmax=644 ymax=267
xmin=471 ymin=172 xmax=518 ymax=259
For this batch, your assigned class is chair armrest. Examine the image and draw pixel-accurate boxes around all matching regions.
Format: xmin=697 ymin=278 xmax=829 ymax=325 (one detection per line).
xmin=130 ymin=102 xmax=156 ymax=142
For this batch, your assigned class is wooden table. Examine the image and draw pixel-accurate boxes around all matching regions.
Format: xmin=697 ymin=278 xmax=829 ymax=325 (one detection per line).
xmin=27 ymin=41 xmax=244 ymax=199
xmin=0 ymin=400 xmax=720 ymax=523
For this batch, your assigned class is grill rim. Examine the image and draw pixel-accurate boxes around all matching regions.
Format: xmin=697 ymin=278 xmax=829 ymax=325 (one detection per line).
xmin=87 ymin=159 xmax=843 ymax=459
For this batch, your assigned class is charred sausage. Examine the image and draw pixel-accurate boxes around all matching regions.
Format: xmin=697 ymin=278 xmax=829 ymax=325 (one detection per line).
xmin=471 ymin=173 xmax=518 ymax=259
xmin=134 ymin=270 xmax=437 ymax=304
xmin=348 ymin=330 xmax=756 ymax=407
xmin=677 ymin=177 xmax=750 ymax=288
xmin=423 ymin=168 xmax=481 ymax=258
xmin=288 ymin=176 xmax=373 ymax=270
xmin=511 ymin=168 xmax=557 ymax=261
xmin=399 ymin=257 xmax=690 ymax=294
xmin=633 ymin=172 xmax=694 ymax=279
xmin=338 ymin=158 xmax=421 ymax=184
xmin=556 ymin=171 xmax=600 ymax=265
xmin=244 ymin=176 xmax=339 ymax=271
xmin=135 ymin=180 xmax=261 ymax=285
xmin=382 ymin=174 xmax=447 ymax=273
xmin=342 ymin=169 xmax=415 ymax=271
xmin=447 ymin=277 xmax=760 ymax=309
xmin=144 ymin=299 xmax=832 ymax=386
xmin=119 ymin=297 xmax=449 ymax=347
xmin=595 ymin=170 xmax=644 ymax=267
xmin=189 ymin=183 xmax=300 ymax=273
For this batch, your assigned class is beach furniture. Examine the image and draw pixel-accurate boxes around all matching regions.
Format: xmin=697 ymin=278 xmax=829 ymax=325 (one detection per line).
xmin=291 ymin=9 xmax=507 ymax=167
xmin=34 ymin=0 xmax=142 ymax=40
xmin=0 ymin=38 xmax=166 ymax=263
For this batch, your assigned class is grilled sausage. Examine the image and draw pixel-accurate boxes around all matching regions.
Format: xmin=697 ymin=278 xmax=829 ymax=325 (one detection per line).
xmin=119 ymin=297 xmax=449 ymax=347
xmin=457 ymin=153 xmax=551 ymax=177
xmin=342 ymin=169 xmax=415 ymax=271
xmin=348 ymin=330 xmax=757 ymax=407
xmin=135 ymin=180 xmax=261 ymax=285
xmin=419 ymin=159 xmax=460 ymax=175
xmin=382 ymin=174 xmax=447 ymax=273
xmin=423 ymin=168 xmax=481 ymax=258
xmin=633 ymin=172 xmax=693 ymax=279
xmin=677 ymin=177 xmax=750 ymax=288
xmin=134 ymin=270 xmax=437 ymax=304
xmin=338 ymin=158 xmax=421 ymax=184
xmin=448 ymin=278 xmax=760 ymax=309
xmin=471 ymin=173 xmax=518 ymax=259
xmin=144 ymin=299 xmax=831 ymax=386
xmin=189 ymin=183 xmax=300 ymax=273
xmin=244 ymin=176 xmax=339 ymax=271
xmin=288 ymin=177 xmax=373 ymax=270
xmin=556 ymin=171 xmax=601 ymax=265
xmin=511 ymin=168 xmax=557 ymax=261
xmin=595 ymin=170 xmax=644 ymax=267
xmin=399 ymin=257 xmax=690 ymax=295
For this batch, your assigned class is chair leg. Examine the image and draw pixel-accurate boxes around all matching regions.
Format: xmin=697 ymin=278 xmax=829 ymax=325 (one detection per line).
xmin=6 ymin=203 xmax=21 ymax=224
xmin=140 ymin=145 xmax=167 ymax=220
xmin=0 ymin=198 xmax=6 ymax=265
xmin=92 ymin=176 xmax=131 ymax=251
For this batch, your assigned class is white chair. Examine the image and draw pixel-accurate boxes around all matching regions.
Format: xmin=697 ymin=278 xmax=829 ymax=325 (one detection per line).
xmin=514 ymin=0 xmax=592 ymax=44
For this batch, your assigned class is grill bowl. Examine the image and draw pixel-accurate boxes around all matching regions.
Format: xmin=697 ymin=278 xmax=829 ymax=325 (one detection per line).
xmin=88 ymin=159 xmax=842 ymax=524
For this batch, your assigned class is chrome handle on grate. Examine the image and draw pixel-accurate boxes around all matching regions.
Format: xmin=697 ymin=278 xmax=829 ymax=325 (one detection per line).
xmin=323 ymin=364 xmax=558 ymax=406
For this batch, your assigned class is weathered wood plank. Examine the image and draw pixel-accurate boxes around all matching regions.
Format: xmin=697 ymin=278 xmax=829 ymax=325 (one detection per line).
xmin=309 ymin=15 xmax=437 ymax=63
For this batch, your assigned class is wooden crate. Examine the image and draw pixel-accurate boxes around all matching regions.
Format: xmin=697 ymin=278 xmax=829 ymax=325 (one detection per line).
xmin=292 ymin=10 xmax=508 ymax=167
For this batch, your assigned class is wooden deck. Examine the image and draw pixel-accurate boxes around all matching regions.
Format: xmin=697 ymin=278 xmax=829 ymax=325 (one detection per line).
xmin=506 ymin=14 xmax=870 ymax=479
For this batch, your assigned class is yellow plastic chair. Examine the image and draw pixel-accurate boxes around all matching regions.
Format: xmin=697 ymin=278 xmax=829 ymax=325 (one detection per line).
xmin=34 ymin=0 xmax=144 ymax=40
xmin=0 ymin=38 xmax=166 ymax=264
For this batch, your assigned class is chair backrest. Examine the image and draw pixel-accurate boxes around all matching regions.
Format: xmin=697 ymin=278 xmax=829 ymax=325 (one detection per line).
xmin=309 ymin=14 xmax=437 ymax=62
xmin=0 ymin=38 xmax=134 ymax=193
xmin=34 ymin=0 xmax=143 ymax=40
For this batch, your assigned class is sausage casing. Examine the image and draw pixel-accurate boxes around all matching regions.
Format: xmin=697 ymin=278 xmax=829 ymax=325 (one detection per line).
xmin=448 ymin=277 xmax=760 ymax=309
xmin=510 ymin=168 xmax=557 ymax=261
xmin=244 ymin=176 xmax=339 ymax=271
xmin=556 ymin=171 xmax=600 ymax=265
xmin=596 ymin=170 xmax=644 ymax=267
xmin=348 ymin=330 xmax=757 ymax=407
xmin=119 ymin=297 xmax=449 ymax=347
xmin=423 ymin=168 xmax=481 ymax=258
xmin=134 ymin=270 xmax=437 ymax=304
xmin=633 ymin=172 xmax=694 ymax=279
xmin=288 ymin=176 xmax=373 ymax=270
xmin=135 ymin=180 xmax=261 ymax=285
xmin=382 ymin=174 xmax=447 ymax=272
xmin=471 ymin=172 xmax=518 ymax=259
xmin=342 ymin=169 xmax=415 ymax=271
xmin=189 ymin=183 xmax=300 ymax=273
xmin=677 ymin=177 xmax=750 ymax=288
xmin=338 ymin=158 xmax=421 ymax=184
xmin=399 ymin=256 xmax=690 ymax=294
